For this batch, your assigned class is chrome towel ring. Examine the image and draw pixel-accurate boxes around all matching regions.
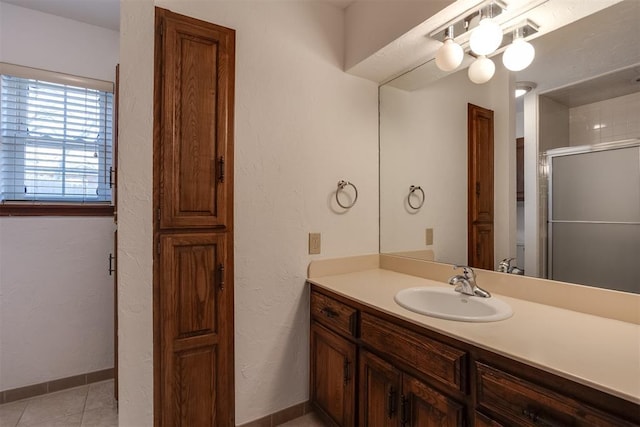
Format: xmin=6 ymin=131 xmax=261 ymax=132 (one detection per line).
xmin=408 ymin=185 xmax=425 ymax=210
xmin=336 ymin=180 xmax=358 ymax=209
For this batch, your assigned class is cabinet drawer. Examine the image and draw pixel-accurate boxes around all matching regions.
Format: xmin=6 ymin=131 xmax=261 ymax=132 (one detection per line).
xmin=311 ymin=291 xmax=357 ymax=338
xmin=360 ymin=312 xmax=467 ymax=392
xmin=476 ymin=362 xmax=636 ymax=427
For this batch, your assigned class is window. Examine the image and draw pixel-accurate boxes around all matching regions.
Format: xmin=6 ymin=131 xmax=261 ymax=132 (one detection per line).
xmin=0 ymin=64 xmax=114 ymax=212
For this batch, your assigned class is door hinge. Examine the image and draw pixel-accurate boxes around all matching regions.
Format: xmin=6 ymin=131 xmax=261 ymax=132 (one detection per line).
xmin=476 ymin=182 xmax=480 ymax=196
xmin=156 ymin=208 xmax=161 ymax=222
xmin=218 ymin=156 xmax=225 ymax=183
xmin=218 ymin=263 xmax=225 ymax=290
xmin=156 ymin=241 xmax=161 ymax=256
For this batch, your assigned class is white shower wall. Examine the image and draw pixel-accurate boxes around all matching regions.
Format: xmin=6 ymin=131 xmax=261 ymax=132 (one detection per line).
xmin=569 ymin=92 xmax=640 ymax=146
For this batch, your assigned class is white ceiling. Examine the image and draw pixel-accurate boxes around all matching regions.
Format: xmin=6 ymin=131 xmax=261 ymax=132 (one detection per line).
xmin=517 ymin=0 xmax=640 ymax=105
xmin=0 ymin=0 xmax=355 ymax=31
xmin=2 ymin=0 xmax=120 ymax=30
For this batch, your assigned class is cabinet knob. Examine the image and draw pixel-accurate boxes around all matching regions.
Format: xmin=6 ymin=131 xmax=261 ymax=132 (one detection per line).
xmin=321 ymin=307 xmax=338 ymax=319
xmin=523 ymin=408 xmax=563 ymax=427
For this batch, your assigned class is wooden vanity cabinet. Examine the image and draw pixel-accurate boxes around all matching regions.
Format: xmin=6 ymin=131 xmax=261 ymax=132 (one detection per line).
xmin=359 ymin=350 xmax=464 ymax=427
xmin=475 ymin=362 xmax=639 ymax=427
xmin=310 ymin=291 xmax=358 ymax=426
xmin=359 ymin=350 xmax=402 ymax=426
xmin=310 ymin=324 xmax=356 ymax=426
xmin=309 ymin=285 xmax=639 ymax=427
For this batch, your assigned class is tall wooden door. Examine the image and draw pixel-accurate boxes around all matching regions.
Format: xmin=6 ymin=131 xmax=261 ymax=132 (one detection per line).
xmin=468 ymin=103 xmax=494 ymax=269
xmin=158 ymin=234 xmax=229 ymax=426
xmin=112 ymin=64 xmax=119 ymax=401
xmin=154 ymin=7 xmax=235 ymax=426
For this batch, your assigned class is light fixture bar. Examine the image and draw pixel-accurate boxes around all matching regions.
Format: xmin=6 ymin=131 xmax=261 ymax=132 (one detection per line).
xmin=430 ymin=0 xmax=508 ymax=42
xmin=460 ymin=19 xmax=539 ymax=58
xmin=496 ymin=20 xmax=539 ymax=51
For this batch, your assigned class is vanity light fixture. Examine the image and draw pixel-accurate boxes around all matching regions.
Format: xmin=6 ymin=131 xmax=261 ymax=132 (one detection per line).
xmin=429 ymin=2 xmax=540 ymax=84
xmin=503 ymin=26 xmax=536 ymax=71
xmin=469 ymin=4 xmax=503 ymax=56
xmin=435 ymin=26 xmax=464 ymax=72
xmin=515 ymin=81 xmax=536 ymax=97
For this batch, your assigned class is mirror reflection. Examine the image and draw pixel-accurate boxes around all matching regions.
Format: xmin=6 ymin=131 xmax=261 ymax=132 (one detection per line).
xmin=379 ymin=0 xmax=640 ymax=293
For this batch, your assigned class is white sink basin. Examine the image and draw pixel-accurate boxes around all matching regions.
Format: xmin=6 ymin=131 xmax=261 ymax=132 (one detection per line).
xmin=394 ymin=287 xmax=513 ymax=322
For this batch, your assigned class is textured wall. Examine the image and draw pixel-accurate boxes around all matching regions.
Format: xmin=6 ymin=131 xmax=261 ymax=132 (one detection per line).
xmin=119 ymin=1 xmax=379 ymax=424
xmin=0 ymin=3 xmax=118 ymax=391
xmin=117 ymin=0 xmax=155 ymax=425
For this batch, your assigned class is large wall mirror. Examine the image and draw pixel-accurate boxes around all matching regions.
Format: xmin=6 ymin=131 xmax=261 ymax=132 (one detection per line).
xmin=380 ymin=0 xmax=640 ymax=293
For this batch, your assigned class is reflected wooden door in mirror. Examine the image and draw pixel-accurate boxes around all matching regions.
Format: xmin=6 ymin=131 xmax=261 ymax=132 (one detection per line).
xmin=468 ymin=103 xmax=494 ymax=270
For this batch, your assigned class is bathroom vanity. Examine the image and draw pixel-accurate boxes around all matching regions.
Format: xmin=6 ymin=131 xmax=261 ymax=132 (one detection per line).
xmin=307 ymin=256 xmax=640 ymax=426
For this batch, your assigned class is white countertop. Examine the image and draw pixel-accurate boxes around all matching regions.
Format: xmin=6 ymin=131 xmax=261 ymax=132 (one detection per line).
xmin=308 ymin=268 xmax=640 ymax=404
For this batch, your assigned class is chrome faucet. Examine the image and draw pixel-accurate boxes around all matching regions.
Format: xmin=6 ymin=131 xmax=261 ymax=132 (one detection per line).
xmin=497 ymin=257 xmax=524 ymax=275
xmin=448 ymin=265 xmax=491 ymax=298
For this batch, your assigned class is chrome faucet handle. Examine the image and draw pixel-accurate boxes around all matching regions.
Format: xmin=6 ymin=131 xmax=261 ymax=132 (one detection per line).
xmin=452 ymin=265 xmax=491 ymax=298
xmin=453 ymin=265 xmax=476 ymax=281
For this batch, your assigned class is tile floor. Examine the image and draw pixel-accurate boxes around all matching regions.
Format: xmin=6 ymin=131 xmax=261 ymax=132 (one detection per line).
xmin=0 ymin=380 xmax=117 ymax=427
xmin=278 ymin=412 xmax=328 ymax=426
xmin=0 ymin=380 xmax=326 ymax=427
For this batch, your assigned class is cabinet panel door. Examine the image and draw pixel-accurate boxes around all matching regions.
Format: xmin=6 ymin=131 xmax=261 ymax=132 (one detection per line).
xmin=158 ymin=233 xmax=230 ymax=427
xmin=157 ymin=10 xmax=234 ymax=230
xmin=476 ymin=362 xmax=637 ymax=427
xmin=359 ymin=350 xmax=402 ymax=427
xmin=403 ymin=375 xmax=464 ymax=427
xmin=310 ymin=323 xmax=356 ymax=427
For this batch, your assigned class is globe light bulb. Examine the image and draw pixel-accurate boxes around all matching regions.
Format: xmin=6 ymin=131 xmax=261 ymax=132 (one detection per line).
xmin=435 ymin=38 xmax=464 ymax=72
xmin=503 ymin=37 xmax=535 ymax=71
xmin=468 ymin=55 xmax=495 ymax=84
xmin=470 ymin=18 xmax=503 ymax=56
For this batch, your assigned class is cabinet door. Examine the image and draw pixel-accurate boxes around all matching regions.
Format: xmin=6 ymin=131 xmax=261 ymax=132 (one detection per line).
xmin=359 ymin=350 xmax=402 ymax=427
xmin=158 ymin=233 xmax=231 ymax=426
xmin=310 ymin=323 xmax=356 ymax=427
xmin=156 ymin=9 xmax=234 ymax=230
xmin=402 ymin=375 xmax=464 ymax=427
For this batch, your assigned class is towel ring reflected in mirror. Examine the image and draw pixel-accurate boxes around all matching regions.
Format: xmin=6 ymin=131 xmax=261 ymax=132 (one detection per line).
xmin=336 ymin=180 xmax=358 ymax=209
xmin=408 ymin=185 xmax=425 ymax=210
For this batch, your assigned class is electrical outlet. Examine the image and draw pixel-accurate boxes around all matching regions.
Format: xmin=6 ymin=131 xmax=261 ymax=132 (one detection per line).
xmin=425 ymin=228 xmax=434 ymax=246
xmin=309 ymin=233 xmax=321 ymax=255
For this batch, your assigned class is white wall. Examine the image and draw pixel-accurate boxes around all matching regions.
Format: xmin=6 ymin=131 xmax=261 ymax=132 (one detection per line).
xmin=0 ymin=3 xmax=119 ymax=391
xmin=539 ymin=96 xmax=569 ymax=153
xmin=119 ymin=1 xmax=379 ymax=425
xmin=344 ymin=1 xmax=454 ymax=70
xmin=380 ymin=65 xmax=514 ymax=268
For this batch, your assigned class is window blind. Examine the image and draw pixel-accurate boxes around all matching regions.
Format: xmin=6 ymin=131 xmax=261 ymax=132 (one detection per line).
xmin=0 ymin=73 xmax=113 ymax=203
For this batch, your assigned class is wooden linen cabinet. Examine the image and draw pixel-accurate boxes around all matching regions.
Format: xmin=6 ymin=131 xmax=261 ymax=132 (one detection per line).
xmin=153 ymin=8 xmax=235 ymax=426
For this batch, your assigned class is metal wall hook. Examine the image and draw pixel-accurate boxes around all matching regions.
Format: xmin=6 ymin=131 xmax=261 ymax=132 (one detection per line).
xmin=336 ymin=180 xmax=358 ymax=209
xmin=408 ymin=185 xmax=425 ymax=210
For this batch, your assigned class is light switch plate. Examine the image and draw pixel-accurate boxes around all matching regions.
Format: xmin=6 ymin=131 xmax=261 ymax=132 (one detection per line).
xmin=309 ymin=233 xmax=321 ymax=255
xmin=425 ymin=228 xmax=434 ymax=246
